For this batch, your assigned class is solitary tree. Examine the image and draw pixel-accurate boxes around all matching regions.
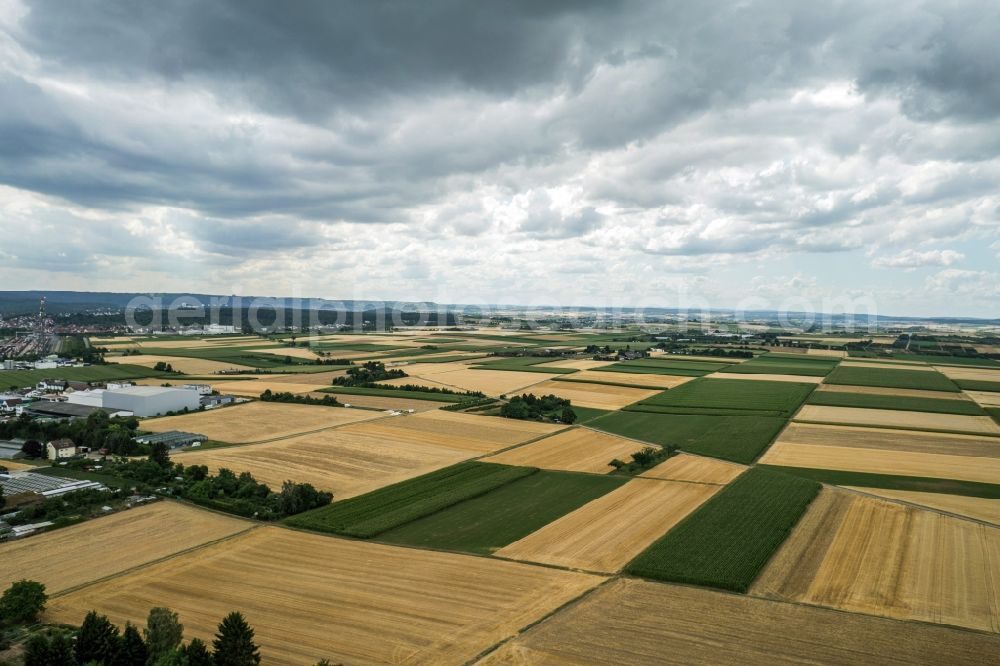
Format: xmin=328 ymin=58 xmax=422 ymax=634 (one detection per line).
xmin=0 ymin=579 xmax=47 ymax=624
xmin=75 ymin=610 xmax=121 ymax=664
xmin=212 ymin=612 xmax=261 ymax=665
xmin=21 ymin=439 xmax=44 ymax=459
xmin=149 ymin=441 xmax=171 ymax=468
xmin=145 ymin=606 xmax=184 ymax=662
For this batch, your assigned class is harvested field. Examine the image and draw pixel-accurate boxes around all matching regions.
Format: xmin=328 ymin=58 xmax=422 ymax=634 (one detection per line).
xmin=496 ymin=479 xmax=719 ymax=573
xmin=483 ymin=428 xmax=646 ymax=474
xmin=526 ymin=380 xmax=659 ymax=410
xmin=534 ymin=359 xmax=614 ymax=370
xmin=46 ymin=527 xmax=603 ymax=666
xmin=267 ymin=369 xmax=349 ymax=384
xmin=306 ymin=392 xmax=440 ymax=412
xmin=207 ymin=378 xmax=332 ymax=396
xmin=815 ymin=384 xmax=971 ymax=400
xmin=709 ymin=372 xmax=824 ymax=384
xmin=344 ymin=409 xmax=560 ymax=453
xmin=752 ymin=489 xmax=1000 ymax=632
xmin=0 ymin=459 xmax=40 ymax=471
xmin=794 ymin=404 xmax=1000 ymax=434
xmin=478 ymin=578 xmax=1000 ymax=666
xmin=968 ymin=390 xmax=1000 ymax=408
xmin=385 ymin=366 xmax=555 ymax=395
xmin=846 ymin=487 xmax=1000 ymax=525
xmin=936 ymin=365 xmax=1000 ymax=382
xmin=640 ymin=453 xmax=745 ymax=485
xmin=841 ymin=359 xmax=934 ymax=370
xmin=0 ymin=502 xmax=250 ymax=594
xmin=774 ymin=421 xmax=1000 ymax=457
xmin=107 ymin=354 xmax=255 ymax=374
xmin=174 ymin=427 xmax=483 ymax=496
xmin=250 ymin=346 xmax=323 ymax=360
xmin=142 ymin=401 xmax=378 ymax=443
xmin=806 ymin=348 xmax=847 ymax=357
xmin=557 ymin=371 xmax=695 ymax=389
xmin=760 ymin=441 xmax=1000 ymax=486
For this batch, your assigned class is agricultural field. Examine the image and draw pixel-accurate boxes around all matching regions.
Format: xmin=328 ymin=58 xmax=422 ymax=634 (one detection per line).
xmin=472 ymin=356 xmax=577 ymax=373
xmin=554 ymin=370 xmax=694 ymax=389
xmin=479 ymin=578 xmax=1000 ymax=665
xmin=762 ymin=422 xmax=1000 ymax=484
xmin=596 ymin=357 xmax=730 ymax=376
xmin=631 ymin=378 xmax=816 ymax=417
xmin=806 ymin=385 xmax=980 ymax=416
xmin=824 ymin=365 xmax=960 ymax=392
xmin=496 ymin=478 xmax=720 ymax=573
xmin=483 ymin=427 xmax=646 ymax=474
xmin=794 ymin=404 xmax=1000 ymax=434
xmin=0 ymin=363 xmax=168 ymax=389
xmin=526 ymin=379 xmax=660 ymax=410
xmin=588 ymin=411 xmax=787 ymax=464
xmin=752 ymin=489 xmax=1000 ymax=633
xmin=625 ymin=467 xmax=820 ymax=592
xmin=706 ymin=372 xmax=825 ymax=384
xmin=968 ymin=390 xmax=1000 ymax=408
xmin=718 ymin=354 xmax=837 ymax=377
xmin=307 ymin=391 xmax=443 ymax=412
xmin=285 ymin=462 xmax=537 ymax=537
xmin=106 ymin=353 xmax=255 ymax=374
xmin=533 ymin=358 xmax=614 ymax=370
xmin=957 ymin=378 xmax=1000 ymax=392
xmin=935 ymin=365 xmax=1000 ymax=382
xmin=142 ymin=401 xmax=378 ymax=443
xmin=0 ymin=502 xmax=250 ymax=594
xmin=846 ymin=487 xmax=1000 ymax=524
xmin=325 ymin=385 xmax=468 ymax=402
xmin=205 ymin=377 xmax=334 ymax=396
xmin=379 ymin=470 xmax=627 ymax=554
xmin=640 ymin=453 xmax=745 ymax=485
xmin=46 ymin=527 xmax=603 ymax=666
xmin=384 ymin=365 xmax=557 ymax=395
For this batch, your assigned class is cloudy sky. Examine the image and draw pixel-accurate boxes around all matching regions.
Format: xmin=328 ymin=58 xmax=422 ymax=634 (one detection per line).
xmin=1 ymin=1 xmax=998 ymax=316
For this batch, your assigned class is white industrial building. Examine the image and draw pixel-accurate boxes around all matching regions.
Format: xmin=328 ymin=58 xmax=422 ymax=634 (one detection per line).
xmin=102 ymin=386 xmax=200 ymax=417
xmin=67 ymin=386 xmax=199 ymax=417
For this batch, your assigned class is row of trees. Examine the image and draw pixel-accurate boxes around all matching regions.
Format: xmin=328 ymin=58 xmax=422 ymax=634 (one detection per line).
xmin=500 ymin=394 xmax=576 ymax=423
xmin=258 ymin=389 xmax=340 ymax=407
xmin=0 ymin=411 xmax=141 ymax=456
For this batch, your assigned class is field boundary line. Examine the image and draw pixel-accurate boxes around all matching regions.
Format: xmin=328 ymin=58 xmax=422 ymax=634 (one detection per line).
xmin=50 ymin=521 xmax=261 ymax=600
xmin=468 ymin=424 xmax=576 ymax=460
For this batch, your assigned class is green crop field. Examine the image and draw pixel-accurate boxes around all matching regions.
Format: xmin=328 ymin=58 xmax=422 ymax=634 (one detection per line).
xmin=893 ymin=353 xmax=1000 ymax=368
xmin=806 ymin=391 xmax=987 ymax=415
xmin=956 ymin=379 xmax=1000 ymax=393
xmin=824 ymin=365 xmax=960 ymax=392
xmin=720 ymin=355 xmax=836 ymax=377
xmin=625 ymin=467 xmax=820 ymax=592
xmin=322 ymin=385 xmax=468 ymax=402
xmin=632 ymin=378 xmax=815 ymax=417
xmin=758 ymin=465 xmax=1000 ymax=499
xmin=284 ymin=462 xmax=536 ymax=538
xmin=588 ymin=411 xmax=786 ymax=464
xmin=570 ymin=406 xmax=611 ymax=424
xmin=594 ymin=363 xmax=709 ymax=377
xmin=0 ymin=364 xmax=171 ymax=389
xmin=378 ymin=470 xmax=626 ymax=554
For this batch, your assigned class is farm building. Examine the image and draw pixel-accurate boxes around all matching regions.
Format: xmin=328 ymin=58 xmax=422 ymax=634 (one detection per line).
xmin=46 ymin=438 xmax=78 ymax=460
xmin=25 ymin=400 xmax=131 ymax=420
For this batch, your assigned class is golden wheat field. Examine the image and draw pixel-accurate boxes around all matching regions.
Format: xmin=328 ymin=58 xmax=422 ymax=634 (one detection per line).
xmin=526 ymin=380 xmax=659 ymax=410
xmin=752 ymin=489 xmax=1000 ymax=633
xmin=250 ymin=346 xmax=323 ymax=360
xmin=806 ymin=348 xmax=848 ymax=358
xmin=761 ymin=442 xmax=1000 ymax=485
xmin=814 ymin=384 xmax=971 ymax=400
xmin=712 ymin=372 xmax=825 ymax=384
xmin=142 ymin=401 xmax=379 ymax=443
xmin=0 ymin=502 xmax=250 ymax=594
xmin=561 ymin=371 xmax=695 ymax=389
xmin=497 ymin=479 xmax=719 ymax=573
xmin=483 ymin=428 xmax=644 ymax=474
xmin=306 ymin=391 xmax=441 ymax=412
xmin=0 ymin=459 xmax=40 ymax=471
xmin=639 ymin=453 xmax=745 ymax=485
xmin=479 ymin=578 xmax=1000 ymax=665
xmin=46 ymin=527 xmax=603 ymax=666
xmin=774 ymin=422 xmax=1000 ymax=456
xmin=173 ymin=427 xmax=480 ymax=496
xmin=106 ymin=354 xmax=255 ymax=374
xmin=432 ymin=368 xmax=557 ymax=395
xmin=844 ymin=487 xmax=1000 ymax=525
xmin=794 ymin=404 xmax=1000 ymax=434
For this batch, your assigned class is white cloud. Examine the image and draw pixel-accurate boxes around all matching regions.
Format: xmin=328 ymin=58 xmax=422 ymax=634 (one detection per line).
xmin=872 ymin=249 xmax=965 ymax=269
